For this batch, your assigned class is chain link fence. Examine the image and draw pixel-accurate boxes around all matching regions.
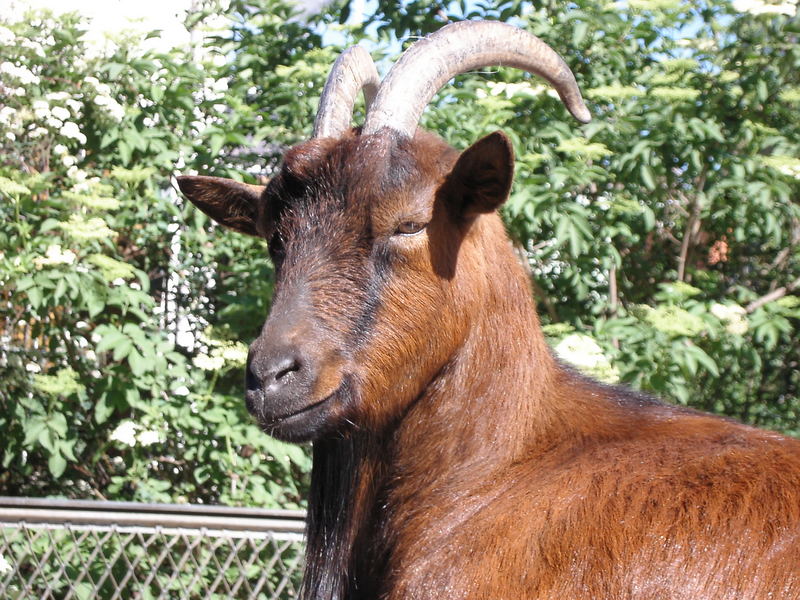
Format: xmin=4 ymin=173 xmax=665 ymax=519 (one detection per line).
xmin=0 ymin=497 xmax=306 ymax=599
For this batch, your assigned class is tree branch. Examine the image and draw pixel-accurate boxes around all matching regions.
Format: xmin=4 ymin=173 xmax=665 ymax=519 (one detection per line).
xmin=676 ymin=170 xmax=707 ymax=282
xmin=745 ymin=276 xmax=800 ymax=314
xmin=609 ymin=263 xmax=619 ymax=317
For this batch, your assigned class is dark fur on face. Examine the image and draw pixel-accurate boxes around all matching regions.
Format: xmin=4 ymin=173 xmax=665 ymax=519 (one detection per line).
xmin=242 ymin=131 xmax=468 ymax=443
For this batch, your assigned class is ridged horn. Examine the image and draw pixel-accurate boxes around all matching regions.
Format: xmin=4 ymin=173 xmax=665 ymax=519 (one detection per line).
xmin=362 ymin=21 xmax=591 ymax=138
xmin=313 ymin=45 xmax=380 ymax=139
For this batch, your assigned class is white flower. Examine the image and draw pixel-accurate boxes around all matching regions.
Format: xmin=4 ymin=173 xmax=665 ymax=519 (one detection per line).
xmin=51 ymin=106 xmax=70 ymax=121
xmin=0 ymin=61 xmax=39 ymax=85
xmin=0 ymin=106 xmax=17 ymax=126
xmin=110 ymin=421 xmax=139 ymax=446
xmin=710 ymin=302 xmax=749 ymax=335
xmin=34 ymin=104 xmax=50 ymax=121
xmin=20 ymin=38 xmax=45 ymax=58
xmin=46 ymin=116 xmax=63 ymax=129
xmin=727 ymin=320 xmax=748 ymax=335
xmin=0 ymin=26 xmax=15 ymax=46
xmin=66 ymin=99 xmax=83 ymax=113
xmin=193 ymin=354 xmax=225 ymax=371
xmin=67 ymin=166 xmax=88 ymax=182
xmin=60 ymin=121 xmax=87 ymax=144
xmin=0 ymin=552 xmax=11 ymax=574
xmin=53 ymin=144 xmax=68 ymax=155
xmin=95 ymin=95 xmax=125 ymax=121
xmin=61 ymin=154 xmax=77 ymax=167
xmin=28 ymin=126 xmax=48 ymax=139
xmin=84 ymin=76 xmax=112 ymax=97
xmin=137 ymin=429 xmax=162 ymax=446
xmin=72 ymin=176 xmax=100 ymax=194
xmin=220 ymin=343 xmax=248 ymax=364
xmin=25 ymin=362 xmax=42 ymax=373
xmin=486 ymin=81 xmax=550 ymax=100
xmin=34 ymin=244 xmax=77 ymax=267
xmin=203 ymin=77 xmax=228 ymax=97
xmin=5 ymin=132 xmax=15 ymax=142
xmin=46 ymin=91 xmax=71 ymax=102
xmin=174 ymin=385 xmax=190 ymax=396
xmin=762 ymin=156 xmax=800 ymax=180
xmin=732 ymin=0 xmax=797 ymax=15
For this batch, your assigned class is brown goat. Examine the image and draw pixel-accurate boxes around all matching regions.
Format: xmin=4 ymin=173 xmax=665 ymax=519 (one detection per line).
xmin=177 ymin=21 xmax=800 ymax=600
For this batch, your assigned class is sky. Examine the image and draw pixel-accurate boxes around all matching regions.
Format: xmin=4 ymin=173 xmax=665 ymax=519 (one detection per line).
xmin=7 ymin=0 xmax=197 ymax=52
xmin=6 ymin=0 xmax=368 ymax=55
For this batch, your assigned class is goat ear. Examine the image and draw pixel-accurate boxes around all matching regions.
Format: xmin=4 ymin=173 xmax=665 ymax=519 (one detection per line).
xmin=444 ymin=131 xmax=514 ymax=217
xmin=176 ymin=175 xmax=264 ymax=237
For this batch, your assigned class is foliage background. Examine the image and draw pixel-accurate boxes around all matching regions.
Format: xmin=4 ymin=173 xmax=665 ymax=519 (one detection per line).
xmin=0 ymin=0 xmax=798 ymax=507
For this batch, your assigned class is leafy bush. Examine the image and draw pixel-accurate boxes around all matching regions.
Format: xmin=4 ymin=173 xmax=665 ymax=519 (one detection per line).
xmin=1 ymin=0 xmax=798 ymax=508
xmin=374 ymin=0 xmax=800 ymax=433
xmin=0 ymin=1 xmax=319 ymax=504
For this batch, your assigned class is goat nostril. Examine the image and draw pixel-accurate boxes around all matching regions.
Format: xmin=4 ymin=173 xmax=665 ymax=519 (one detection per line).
xmin=275 ymin=359 xmax=301 ymax=382
xmin=246 ymin=361 xmax=260 ymax=391
xmin=249 ymin=352 xmax=305 ymax=390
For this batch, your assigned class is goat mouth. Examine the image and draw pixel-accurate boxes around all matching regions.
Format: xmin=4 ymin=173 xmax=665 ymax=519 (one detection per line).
xmin=266 ymin=394 xmax=335 ymax=426
xmin=260 ymin=376 xmax=354 ymax=443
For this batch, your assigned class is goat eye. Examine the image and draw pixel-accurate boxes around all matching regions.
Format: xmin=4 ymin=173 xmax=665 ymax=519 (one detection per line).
xmin=394 ymin=221 xmax=427 ymax=236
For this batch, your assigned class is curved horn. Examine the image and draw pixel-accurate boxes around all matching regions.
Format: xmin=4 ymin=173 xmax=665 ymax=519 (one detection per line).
xmin=313 ymin=45 xmax=380 ymax=139
xmin=362 ymin=21 xmax=591 ymax=138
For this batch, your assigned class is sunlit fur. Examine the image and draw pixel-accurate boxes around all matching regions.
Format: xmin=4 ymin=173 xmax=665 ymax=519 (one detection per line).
xmin=180 ymin=127 xmax=800 ymax=600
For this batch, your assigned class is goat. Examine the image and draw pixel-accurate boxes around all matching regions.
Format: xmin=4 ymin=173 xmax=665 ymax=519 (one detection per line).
xmin=177 ymin=20 xmax=800 ymax=600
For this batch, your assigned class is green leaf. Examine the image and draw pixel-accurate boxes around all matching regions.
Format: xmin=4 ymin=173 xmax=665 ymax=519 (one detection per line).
xmin=85 ymin=288 xmax=106 ymax=318
xmin=38 ymin=427 xmax=56 ymax=453
xmin=687 ymin=344 xmax=719 ymax=377
xmin=118 ymin=140 xmax=132 ymax=164
xmin=16 ymin=276 xmax=36 ymax=292
xmin=112 ymin=338 xmax=134 ymax=361
xmin=48 ymin=452 xmax=67 ymax=478
xmin=151 ymin=84 xmax=165 ymax=103
xmin=126 ymin=127 xmax=148 ymax=152
xmin=96 ymin=328 xmax=128 ymax=354
xmin=572 ymin=21 xmax=590 ymax=47
xmin=95 ymin=395 xmax=114 ymax=424
xmin=50 ymin=412 xmax=69 ymax=437
xmin=756 ymin=79 xmax=768 ymax=102
xmin=23 ymin=418 xmax=48 ymax=447
xmin=60 ymin=438 xmax=78 ymax=461
xmin=106 ymin=62 xmax=126 ymax=79
xmin=640 ymin=164 xmax=656 ymax=190
xmin=53 ymin=277 xmax=67 ymax=302
xmin=209 ymin=133 xmax=226 ymax=156
xmin=100 ymin=128 xmax=119 ymax=149
xmin=128 ymin=347 xmax=149 ymax=376
xmin=27 ymin=286 xmax=44 ymax=308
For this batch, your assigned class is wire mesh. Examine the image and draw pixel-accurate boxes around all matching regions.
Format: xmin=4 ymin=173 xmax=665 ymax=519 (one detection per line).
xmin=0 ymin=500 xmax=306 ymax=600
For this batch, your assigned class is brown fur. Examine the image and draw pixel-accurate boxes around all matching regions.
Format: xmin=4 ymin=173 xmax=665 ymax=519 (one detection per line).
xmin=178 ymin=128 xmax=800 ymax=600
